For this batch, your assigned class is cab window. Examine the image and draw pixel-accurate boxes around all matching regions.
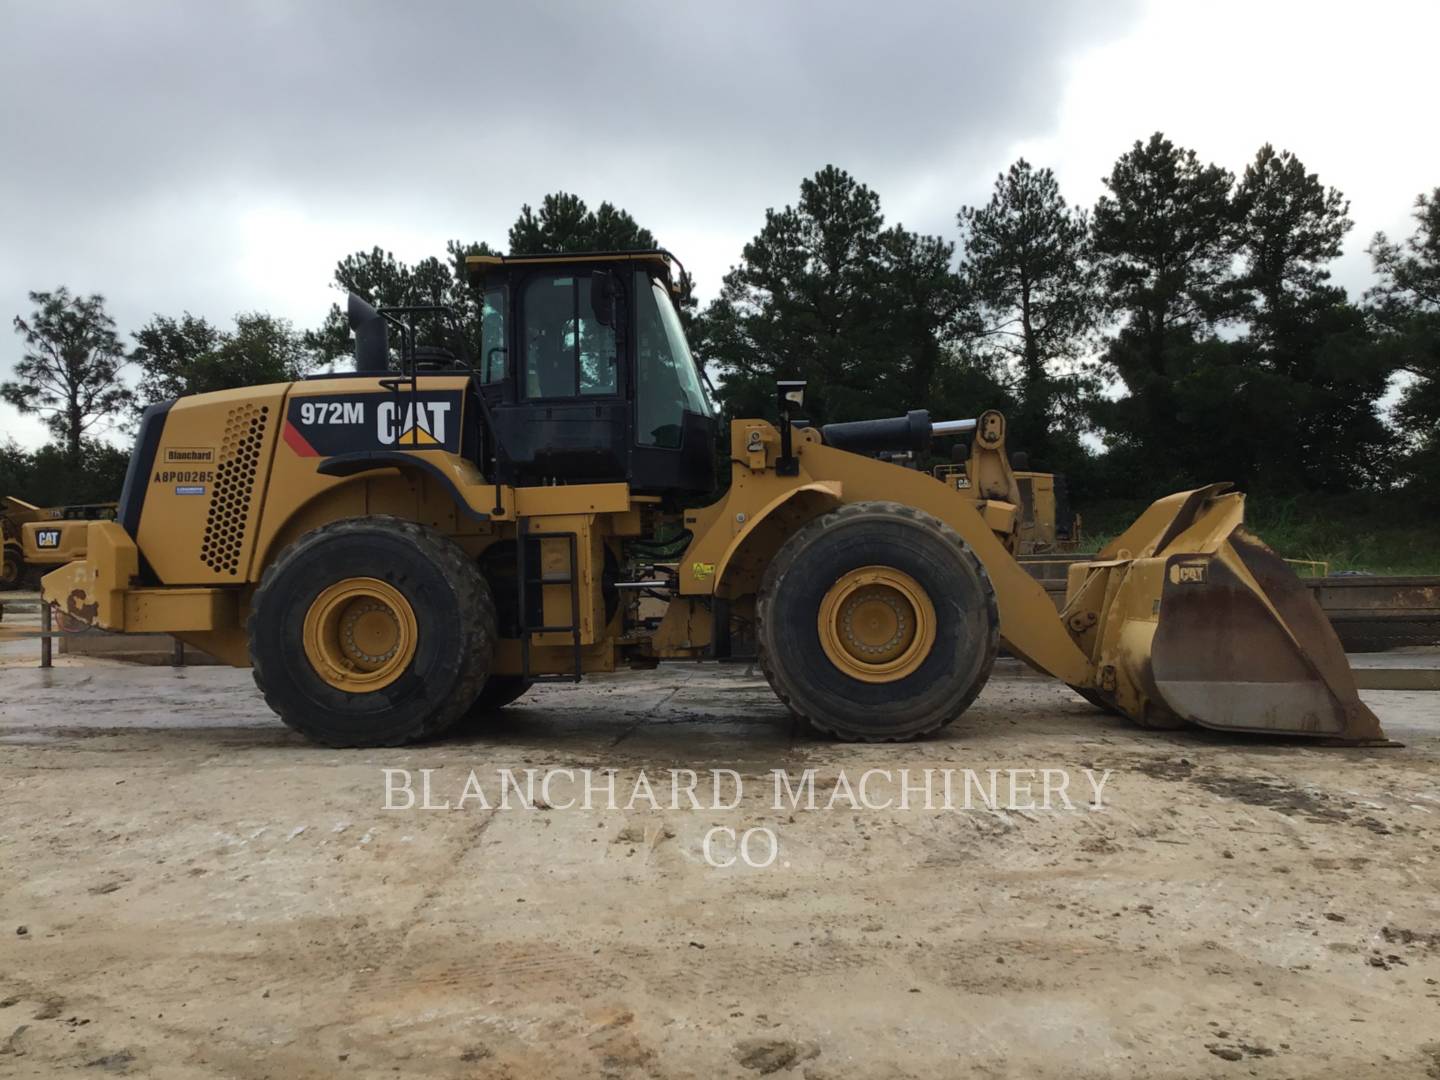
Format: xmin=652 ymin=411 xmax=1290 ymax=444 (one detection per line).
xmin=634 ymin=271 xmax=710 ymax=447
xmin=480 ymin=286 xmax=506 ymax=383
xmin=523 ymin=274 xmax=618 ymax=398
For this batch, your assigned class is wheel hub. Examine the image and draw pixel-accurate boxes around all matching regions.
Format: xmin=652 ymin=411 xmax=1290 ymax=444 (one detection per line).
xmin=302 ymin=578 xmax=417 ymax=692
xmin=818 ymin=566 xmax=936 ymax=683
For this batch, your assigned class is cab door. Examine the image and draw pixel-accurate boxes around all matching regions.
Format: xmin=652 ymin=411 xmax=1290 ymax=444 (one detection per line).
xmin=489 ymin=267 xmax=631 ymax=482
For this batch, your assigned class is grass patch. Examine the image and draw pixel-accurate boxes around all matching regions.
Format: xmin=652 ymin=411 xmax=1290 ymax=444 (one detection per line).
xmin=1079 ymin=492 xmax=1440 ymax=576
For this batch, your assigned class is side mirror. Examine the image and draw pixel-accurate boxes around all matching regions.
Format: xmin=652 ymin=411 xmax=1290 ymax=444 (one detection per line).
xmin=777 ymin=380 xmax=806 ymax=411
xmin=590 ymin=270 xmax=618 ymax=327
xmin=774 ymin=379 xmax=807 ymax=477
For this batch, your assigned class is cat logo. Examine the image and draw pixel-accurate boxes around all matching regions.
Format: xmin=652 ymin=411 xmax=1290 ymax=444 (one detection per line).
xmin=1168 ymin=561 xmax=1208 ymax=585
xmin=35 ymin=529 xmax=61 ymax=548
xmin=377 ymin=400 xmax=451 ymax=446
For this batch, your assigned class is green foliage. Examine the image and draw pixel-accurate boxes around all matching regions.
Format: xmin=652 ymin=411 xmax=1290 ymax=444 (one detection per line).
xmin=1093 ymin=133 xmax=1239 ymax=339
xmin=305 ymin=243 xmax=493 ymax=367
xmin=1234 ymin=145 xmax=1351 ymax=310
xmin=0 ymin=439 xmax=32 ymax=499
xmin=3 ymin=288 xmax=133 ymax=467
xmin=131 ymin=311 xmax=313 ymax=416
xmin=1368 ymin=188 xmax=1440 ymax=501
xmin=1229 ymin=145 xmax=1392 ymax=490
xmin=1083 ymin=492 xmax=1440 ymax=575
xmin=957 ymin=159 xmax=1098 ymax=464
xmin=508 ymin=192 xmax=656 ymax=254
xmin=311 ymin=193 xmax=671 ymax=370
xmin=5 ymin=164 xmax=1436 ymax=520
xmin=1083 ymin=135 xmax=1399 ymax=496
xmin=692 ymin=165 xmax=1000 ymax=427
xmin=0 ymin=437 xmax=130 ymax=506
xmin=1089 ymin=134 xmax=1240 ymax=488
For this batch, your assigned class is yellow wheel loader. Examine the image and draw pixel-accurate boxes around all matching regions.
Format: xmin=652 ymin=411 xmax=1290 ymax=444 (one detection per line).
xmin=3 ymin=496 xmax=117 ymax=589
xmin=42 ymin=251 xmax=1384 ymax=746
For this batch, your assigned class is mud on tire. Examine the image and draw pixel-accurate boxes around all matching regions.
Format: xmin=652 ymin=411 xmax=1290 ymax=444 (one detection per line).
xmin=249 ymin=517 xmax=495 ymax=748
xmin=757 ymin=501 xmax=998 ymax=741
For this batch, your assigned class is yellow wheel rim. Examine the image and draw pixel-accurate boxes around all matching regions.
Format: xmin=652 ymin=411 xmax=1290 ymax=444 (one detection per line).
xmin=817 ymin=565 xmax=937 ymax=683
xmin=302 ymin=577 xmax=418 ymax=693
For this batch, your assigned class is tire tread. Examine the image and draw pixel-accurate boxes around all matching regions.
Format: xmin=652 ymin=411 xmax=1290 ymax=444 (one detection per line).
xmin=756 ymin=500 xmax=998 ymax=741
xmin=248 ymin=516 xmax=495 ymax=747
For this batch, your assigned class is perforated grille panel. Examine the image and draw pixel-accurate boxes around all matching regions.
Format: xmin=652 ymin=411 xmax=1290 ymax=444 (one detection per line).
xmin=201 ymin=404 xmax=270 ymax=575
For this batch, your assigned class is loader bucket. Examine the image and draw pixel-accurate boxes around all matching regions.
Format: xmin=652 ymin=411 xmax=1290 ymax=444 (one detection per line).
xmin=1063 ymin=484 xmax=1386 ymax=742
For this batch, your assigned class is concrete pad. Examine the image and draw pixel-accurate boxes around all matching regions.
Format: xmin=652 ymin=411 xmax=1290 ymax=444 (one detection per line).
xmin=2 ymin=658 xmax=1440 ymax=1077
xmin=1348 ymin=646 xmax=1440 ymax=690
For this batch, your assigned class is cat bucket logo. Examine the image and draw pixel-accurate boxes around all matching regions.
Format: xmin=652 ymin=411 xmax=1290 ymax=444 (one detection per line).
xmin=1168 ymin=560 xmax=1209 ymax=585
xmin=283 ymin=391 xmax=464 ymax=457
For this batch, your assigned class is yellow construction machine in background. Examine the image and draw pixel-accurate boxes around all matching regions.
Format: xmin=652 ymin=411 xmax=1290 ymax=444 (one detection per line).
xmin=2 ymin=496 xmax=117 ymax=589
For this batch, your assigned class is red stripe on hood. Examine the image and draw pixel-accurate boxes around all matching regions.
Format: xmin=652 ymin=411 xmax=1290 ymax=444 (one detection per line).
xmin=282 ymin=419 xmax=319 ymax=457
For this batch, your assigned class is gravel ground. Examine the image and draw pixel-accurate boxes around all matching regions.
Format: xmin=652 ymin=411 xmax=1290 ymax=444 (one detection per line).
xmin=1 ymin=637 xmax=1439 ymax=1079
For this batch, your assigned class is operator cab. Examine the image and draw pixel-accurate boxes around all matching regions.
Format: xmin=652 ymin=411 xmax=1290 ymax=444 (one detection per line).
xmin=467 ymin=250 xmax=717 ymax=497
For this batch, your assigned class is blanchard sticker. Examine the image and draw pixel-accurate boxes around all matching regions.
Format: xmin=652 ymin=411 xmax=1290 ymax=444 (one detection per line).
xmin=35 ymin=529 xmax=61 ymax=548
xmin=164 ymin=447 xmax=215 ymax=464
xmin=175 ymin=485 xmax=206 ymax=496
xmin=153 ymin=469 xmax=213 ymax=484
xmin=283 ymin=391 xmax=464 ymax=457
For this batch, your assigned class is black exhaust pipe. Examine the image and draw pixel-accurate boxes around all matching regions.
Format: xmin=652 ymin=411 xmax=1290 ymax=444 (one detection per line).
xmin=348 ymin=293 xmax=390 ymax=373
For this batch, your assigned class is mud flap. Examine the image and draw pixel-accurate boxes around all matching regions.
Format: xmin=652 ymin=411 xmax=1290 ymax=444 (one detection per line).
xmin=1148 ymin=533 xmax=1385 ymax=741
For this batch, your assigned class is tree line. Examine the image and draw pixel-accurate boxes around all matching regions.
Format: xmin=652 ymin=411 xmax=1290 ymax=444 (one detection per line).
xmin=3 ymin=132 xmax=1437 ymax=508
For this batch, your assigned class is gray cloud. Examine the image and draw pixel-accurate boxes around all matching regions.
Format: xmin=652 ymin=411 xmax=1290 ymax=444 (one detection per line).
xmin=0 ymin=0 xmax=1136 ymax=443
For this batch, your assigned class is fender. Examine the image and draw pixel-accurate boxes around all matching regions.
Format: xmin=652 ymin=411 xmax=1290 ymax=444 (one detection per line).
xmin=711 ymin=481 xmax=843 ymax=596
xmin=316 ymin=451 xmax=493 ymax=520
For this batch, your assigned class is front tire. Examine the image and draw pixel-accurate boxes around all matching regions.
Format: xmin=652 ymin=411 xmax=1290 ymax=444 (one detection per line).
xmin=249 ymin=517 xmax=495 ymax=747
xmin=757 ymin=501 xmax=998 ymax=741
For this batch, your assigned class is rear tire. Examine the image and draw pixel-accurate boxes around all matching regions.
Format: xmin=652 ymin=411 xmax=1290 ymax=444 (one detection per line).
xmin=464 ymin=675 xmax=533 ymax=719
xmin=1 ymin=544 xmax=21 ymax=590
xmin=757 ymin=501 xmax=998 ymax=741
xmin=249 ymin=517 xmax=495 ymax=747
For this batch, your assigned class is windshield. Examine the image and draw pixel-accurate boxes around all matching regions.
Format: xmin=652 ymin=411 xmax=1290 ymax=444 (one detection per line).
xmin=634 ymin=273 xmax=711 ymax=447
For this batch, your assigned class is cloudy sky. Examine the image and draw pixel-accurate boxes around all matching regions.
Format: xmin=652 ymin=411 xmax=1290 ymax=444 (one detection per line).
xmin=2 ymin=0 xmax=1437 ymax=448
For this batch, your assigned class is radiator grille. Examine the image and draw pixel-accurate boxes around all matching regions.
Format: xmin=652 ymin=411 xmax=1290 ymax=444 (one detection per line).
xmin=201 ymin=404 xmax=269 ymax=575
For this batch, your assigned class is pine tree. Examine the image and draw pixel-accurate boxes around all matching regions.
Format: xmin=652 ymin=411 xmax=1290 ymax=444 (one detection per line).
xmin=694 ymin=165 xmax=991 ymax=428
xmin=1090 ymin=134 xmax=1240 ymax=485
xmin=1369 ymin=187 xmax=1440 ymax=495
xmin=957 ymin=159 xmax=1097 ymax=463
xmin=3 ymin=288 xmax=133 ymax=468
xmin=1232 ymin=145 xmax=1390 ymax=489
xmin=508 ymin=193 xmax=656 ymax=253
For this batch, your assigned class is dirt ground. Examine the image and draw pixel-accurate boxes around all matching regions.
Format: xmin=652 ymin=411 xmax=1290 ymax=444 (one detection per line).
xmin=2 ymin=632 xmax=1439 ymax=1079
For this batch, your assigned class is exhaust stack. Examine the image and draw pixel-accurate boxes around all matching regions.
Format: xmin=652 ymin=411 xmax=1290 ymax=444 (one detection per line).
xmin=348 ymin=293 xmax=390 ymax=374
